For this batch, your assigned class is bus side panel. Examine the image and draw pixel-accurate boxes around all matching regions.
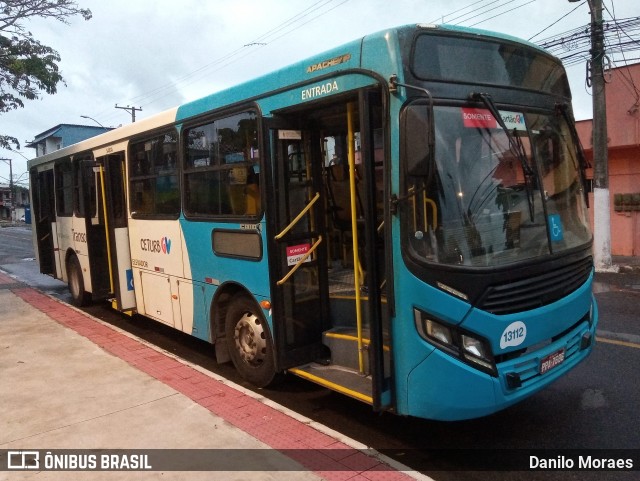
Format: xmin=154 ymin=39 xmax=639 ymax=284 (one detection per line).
xmin=55 ymin=217 xmax=73 ymax=284
xmin=174 ymin=278 xmax=194 ymax=333
xmin=179 ymin=219 xmax=272 ymax=333
xmin=70 ymin=215 xmax=89 ymax=289
xmin=114 ymin=226 xmax=136 ymax=310
xmin=128 ymin=219 xmax=185 ymax=278
xmin=128 ymin=219 xmax=187 ymax=327
xmin=391 ymin=244 xmax=473 ymax=416
xmin=138 ymin=270 xmax=174 ymax=326
xmin=191 ymin=282 xmax=211 ymax=341
xmin=50 ymin=221 xmax=63 ymax=280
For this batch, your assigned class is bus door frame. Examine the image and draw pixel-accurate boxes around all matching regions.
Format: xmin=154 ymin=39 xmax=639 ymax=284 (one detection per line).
xmin=30 ymin=167 xmax=59 ymax=277
xmin=265 ymin=115 xmax=331 ymax=369
xmin=93 ymin=144 xmax=136 ymax=311
xmin=358 ymin=88 xmax=393 ymax=412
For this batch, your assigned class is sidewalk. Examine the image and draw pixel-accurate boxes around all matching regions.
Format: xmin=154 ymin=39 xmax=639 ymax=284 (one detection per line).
xmin=612 ymin=255 xmax=640 ymax=272
xmin=0 ymin=271 xmax=425 ymax=481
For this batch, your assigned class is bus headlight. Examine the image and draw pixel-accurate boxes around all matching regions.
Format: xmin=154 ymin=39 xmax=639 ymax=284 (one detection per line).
xmin=425 ymin=318 xmax=453 ymax=346
xmin=461 ymin=334 xmax=494 ymax=371
xmin=414 ymin=308 xmax=497 ymax=376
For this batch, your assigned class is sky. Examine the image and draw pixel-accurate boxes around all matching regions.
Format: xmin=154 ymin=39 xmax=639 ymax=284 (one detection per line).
xmin=1 ymin=0 xmax=638 ymax=184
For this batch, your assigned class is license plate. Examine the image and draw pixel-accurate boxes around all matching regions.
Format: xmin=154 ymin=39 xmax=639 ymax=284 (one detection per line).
xmin=540 ymin=349 xmax=565 ymax=374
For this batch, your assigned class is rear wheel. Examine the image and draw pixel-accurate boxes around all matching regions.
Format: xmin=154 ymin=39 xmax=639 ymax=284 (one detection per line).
xmin=67 ymin=255 xmax=91 ymax=307
xmin=225 ymin=294 xmax=276 ymax=387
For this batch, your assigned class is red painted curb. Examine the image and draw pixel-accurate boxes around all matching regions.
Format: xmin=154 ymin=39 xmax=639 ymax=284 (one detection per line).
xmin=10 ymin=287 xmax=414 ymax=481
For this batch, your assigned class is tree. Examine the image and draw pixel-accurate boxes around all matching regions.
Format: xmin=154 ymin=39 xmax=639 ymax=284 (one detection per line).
xmin=0 ymin=0 xmax=91 ymax=150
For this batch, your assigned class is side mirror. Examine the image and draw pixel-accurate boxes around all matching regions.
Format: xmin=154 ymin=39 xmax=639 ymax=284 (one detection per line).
xmin=402 ymin=104 xmax=434 ymax=178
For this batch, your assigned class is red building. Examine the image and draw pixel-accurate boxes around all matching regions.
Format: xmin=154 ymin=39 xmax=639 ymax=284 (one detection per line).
xmin=575 ymin=61 xmax=640 ymax=257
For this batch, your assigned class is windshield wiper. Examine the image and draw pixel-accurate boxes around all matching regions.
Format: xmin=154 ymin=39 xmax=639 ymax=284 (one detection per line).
xmin=556 ymin=102 xmax=591 ymax=208
xmin=469 ymin=92 xmax=536 ymax=221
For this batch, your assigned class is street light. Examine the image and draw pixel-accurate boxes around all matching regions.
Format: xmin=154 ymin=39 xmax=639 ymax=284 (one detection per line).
xmin=80 ymin=115 xmax=106 ymax=128
xmin=568 ymin=0 xmax=614 ymax=271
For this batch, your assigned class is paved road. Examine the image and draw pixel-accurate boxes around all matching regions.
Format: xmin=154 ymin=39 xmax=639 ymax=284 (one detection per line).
xmin=1 ymin=225 xmax=639 ymax=480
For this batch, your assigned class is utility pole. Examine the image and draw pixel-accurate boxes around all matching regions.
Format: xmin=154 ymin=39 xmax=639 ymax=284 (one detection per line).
xmin=0 ymin=158 xmax=13 ymax=220
xmin=569 ymin=0 xmax=614 ymax=271
xmin=115 ymin=104 xmax=142 ymax=123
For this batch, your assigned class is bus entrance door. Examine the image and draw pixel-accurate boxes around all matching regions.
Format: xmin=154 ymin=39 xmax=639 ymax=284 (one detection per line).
xmin=269 ymin=126 xmax=330 ymax=369
xmin=31 ymin=168 xmax=59 ymax=277
xmin=269 ymin=93 xmax=391 ymax=410
xmin=95 ymin=152 xmax=136 ymax=312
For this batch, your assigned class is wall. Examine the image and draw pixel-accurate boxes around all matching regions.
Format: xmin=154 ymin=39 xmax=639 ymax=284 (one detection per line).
xmin=575 ymin=62 xmax=640 ymax=257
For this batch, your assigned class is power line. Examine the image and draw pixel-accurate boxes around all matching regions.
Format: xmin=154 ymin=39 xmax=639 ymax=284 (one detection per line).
xmin=87 ymin=0 xmax=351 ymax=123
xmin=604 ymin=0 xmax=640 ymax=103
xmin=139 ymin=0 xmax=352 ymax=110
xmin=428 ymin=0 xmax=542 ymax=31
xmin=128 ymin=0 xmax=337 ymax=107
xmin=538 ymin=16 xmax=640 ymax=67
xmin=429 ymin=0 xmax=500 ymax=24
xmin=528 ymin=1 xmax=585 ymax=41
xmin=432 ymin=0 xmax=503 ymax=25
xmin=467 ymin=0 xmax=537 ymax=27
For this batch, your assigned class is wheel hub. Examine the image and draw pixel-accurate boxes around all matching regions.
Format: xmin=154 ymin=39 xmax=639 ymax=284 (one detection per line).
xmin=233 ymin=312 xmax=267 ymax=366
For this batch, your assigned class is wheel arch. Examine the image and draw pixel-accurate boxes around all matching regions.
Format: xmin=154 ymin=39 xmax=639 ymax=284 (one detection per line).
xmin=64 ymin=248 xmax=78 ymax=282
xmin=210 ymin=282 xmax=276 ymax=367
xmin=210 ymin=281 xmax=250 ymax=344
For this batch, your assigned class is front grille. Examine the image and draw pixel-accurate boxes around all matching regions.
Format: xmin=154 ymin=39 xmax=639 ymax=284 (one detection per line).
xmin=478 ymin=257 xmax=592 ymax=315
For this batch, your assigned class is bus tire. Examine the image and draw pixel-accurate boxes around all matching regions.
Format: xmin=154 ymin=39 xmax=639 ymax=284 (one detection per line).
xmin=67 ymin=255 xmax=91 ymax=307
xmin=225 ymin=294 xmax=276 ymax=388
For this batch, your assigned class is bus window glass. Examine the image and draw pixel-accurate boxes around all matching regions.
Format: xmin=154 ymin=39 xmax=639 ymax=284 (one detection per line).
xmin=529 ymin=113 xmax=592 ymax=253
xmin=55 ymin=159 xmax=74 ymax=216
xmin=184 ymin=111 xmax=260 ymax=217
xmin=73 ymin=154 xmax=96 ymax=218
xmin=129 ymin=130 xmax=179 ymax=217
xmin=402 ymin=105 xmax=590 ymax=268
xmin=412 ymin=34 xmax=570 ymax=97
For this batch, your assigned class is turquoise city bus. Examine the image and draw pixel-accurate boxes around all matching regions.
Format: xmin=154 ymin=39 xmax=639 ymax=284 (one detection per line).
xmin=28 ymin=23 xmax=598 ymax=421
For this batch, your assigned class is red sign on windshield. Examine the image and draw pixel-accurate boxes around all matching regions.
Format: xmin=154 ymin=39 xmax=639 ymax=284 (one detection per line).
xmin=461 ymin=108 xmax=497 ymax=129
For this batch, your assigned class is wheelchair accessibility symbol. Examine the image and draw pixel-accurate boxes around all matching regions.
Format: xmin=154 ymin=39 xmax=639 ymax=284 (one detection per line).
xmin=126 ymin=269 xmax=134 ymax=291
xmin=548 ymin=214 xmax=564 ymax=242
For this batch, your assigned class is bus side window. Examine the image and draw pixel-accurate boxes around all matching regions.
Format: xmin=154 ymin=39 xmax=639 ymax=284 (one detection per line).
xmin=54 ymin=159 xmax=74 ymax=217
xmin=183 ymin=111 xmax=260 ymax=218
xmin=129 ymin=130 xmax=179 ymax=217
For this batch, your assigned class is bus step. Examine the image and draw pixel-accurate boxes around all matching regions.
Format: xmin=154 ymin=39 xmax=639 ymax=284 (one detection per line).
xmin=288 ymin=363 xmax=373 ymax=405
xmin=322 ymin=327 xmax=370 ymax=374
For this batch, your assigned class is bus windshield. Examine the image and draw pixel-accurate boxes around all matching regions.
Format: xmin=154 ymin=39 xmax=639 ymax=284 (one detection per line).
xmin=412 ymin=33 xmax=570 ymax=96
xmin=403 ymin=105 xmax=592 ymax=268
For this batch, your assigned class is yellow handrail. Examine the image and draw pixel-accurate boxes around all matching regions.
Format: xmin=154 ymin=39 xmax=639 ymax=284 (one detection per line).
xmin=98 ymin=165 xmax=114 ymax=295
xmin=347 ymin=102 xmax=365 ymax=375
xmin=424 ymin=195 xmax=438 ymax=230
xmin=274 ymin=192 xmax=321 ymax=241
xmin=276 ymin=235 xmax=323 ymax=286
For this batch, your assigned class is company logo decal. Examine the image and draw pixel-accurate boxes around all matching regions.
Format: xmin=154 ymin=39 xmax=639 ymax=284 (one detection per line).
xmin=306 ymin=53 xmax=351 ymax=73
xmin=140 ymin=237 xmax=172 ymax=254
xmin=161 ymin=236 xmax=171 ymax=254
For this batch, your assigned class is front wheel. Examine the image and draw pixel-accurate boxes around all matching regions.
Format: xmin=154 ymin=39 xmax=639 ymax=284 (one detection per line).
xmin=225 ymin=294 xmax=276 ymax=387
xmin=67 ymin=255 xmax=91 ymax=307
